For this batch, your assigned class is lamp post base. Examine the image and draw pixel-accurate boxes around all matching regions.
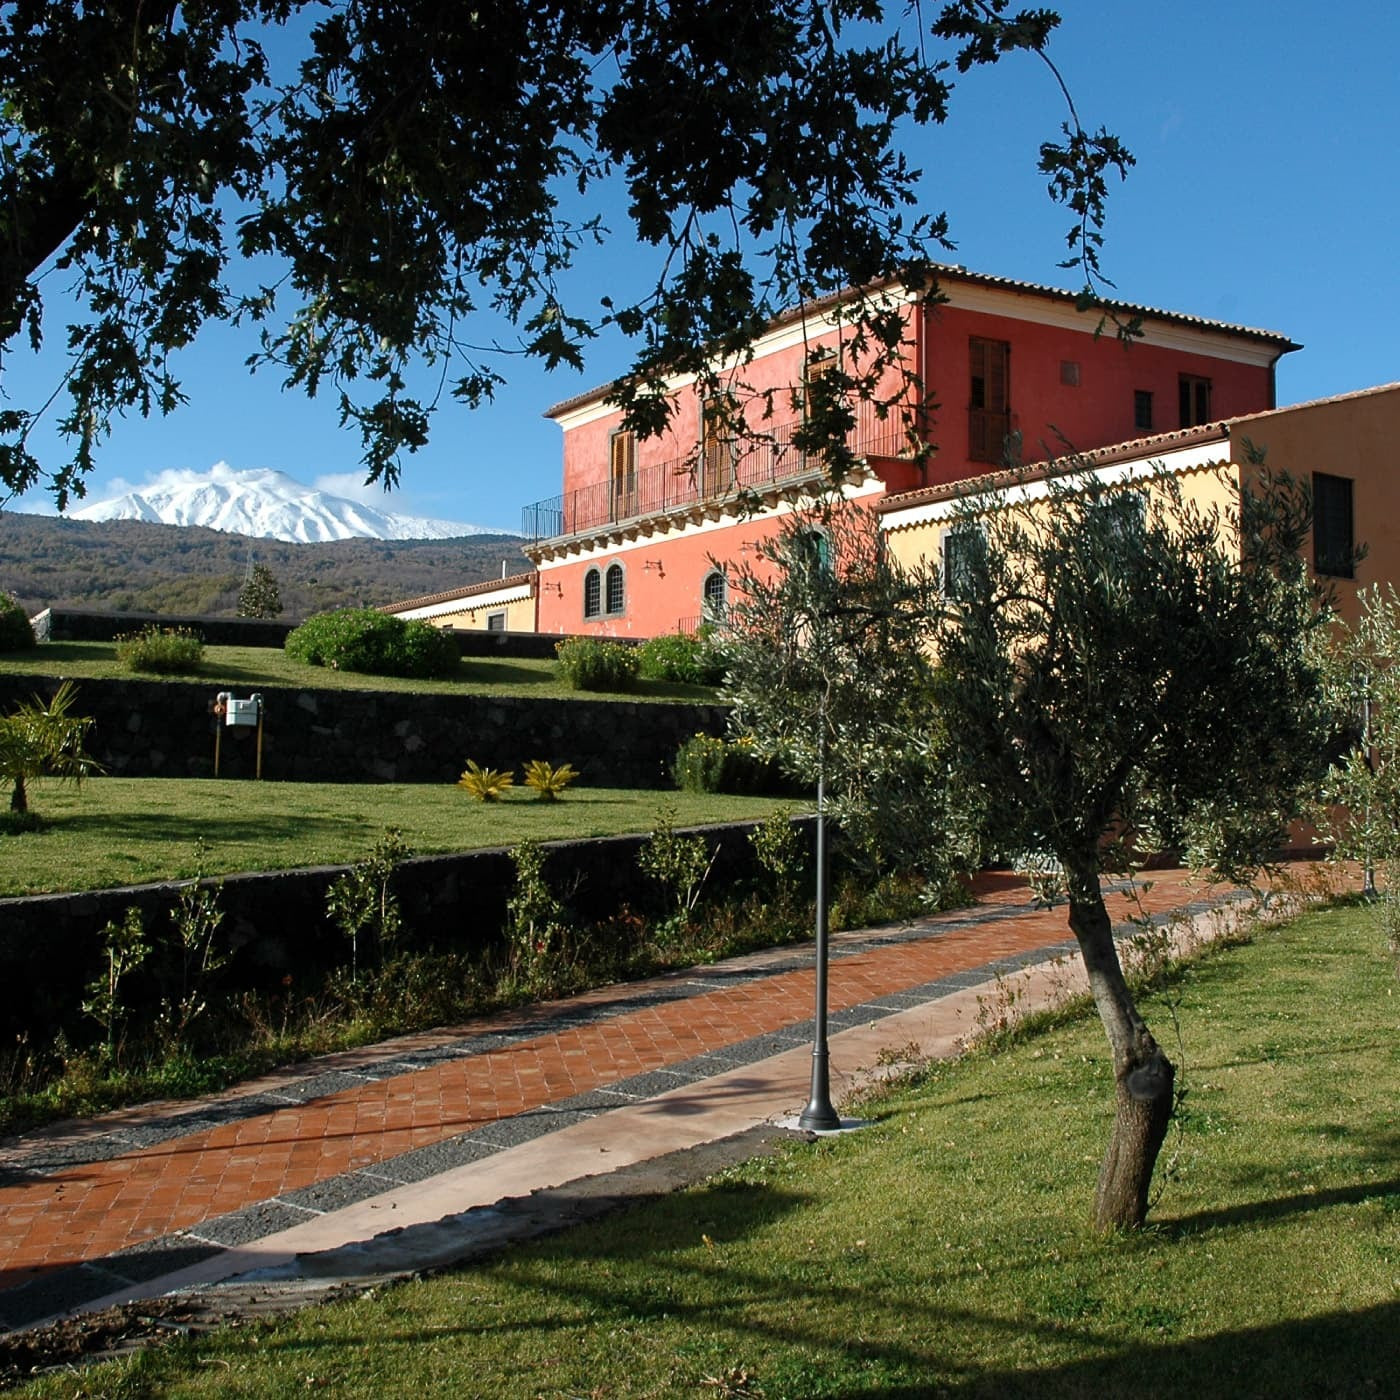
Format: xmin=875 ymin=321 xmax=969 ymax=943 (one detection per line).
xmin=797 ymin=1048 xmax=841 ymax=1132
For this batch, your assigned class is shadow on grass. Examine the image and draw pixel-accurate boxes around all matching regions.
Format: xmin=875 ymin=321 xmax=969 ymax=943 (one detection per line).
xmin=811 ymin=1300 xmax=1400 ymax=1399
xmin=1161 ymin=1174 xmax=1400 ymax=1238
xmin=228 ymin=1168 xmax=1400 ymax=1399
xmin=52 ymin=811 xmax=358 ymax=844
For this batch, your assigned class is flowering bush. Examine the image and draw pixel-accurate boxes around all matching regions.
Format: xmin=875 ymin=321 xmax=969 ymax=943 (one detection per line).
xmin=672 ymin=732 xmax=787 ymax=794
xmin=115 ymin=625 xmax=204 ymax=675
xmin=554 ymin=637 xmax=639 ymax=692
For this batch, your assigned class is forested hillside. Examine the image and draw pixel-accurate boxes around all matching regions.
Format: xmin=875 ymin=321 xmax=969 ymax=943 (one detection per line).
xmin=0 ymin=513 xmax=530 ymax=618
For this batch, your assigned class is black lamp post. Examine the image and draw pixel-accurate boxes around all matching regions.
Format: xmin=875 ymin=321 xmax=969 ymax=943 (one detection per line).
xmin=798 ymin=682 xmax=840 ymax=1131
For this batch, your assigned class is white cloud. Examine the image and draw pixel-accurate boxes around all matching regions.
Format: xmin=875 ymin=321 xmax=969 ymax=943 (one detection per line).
xmin=313 ymin=471 xmax=386 ymax=505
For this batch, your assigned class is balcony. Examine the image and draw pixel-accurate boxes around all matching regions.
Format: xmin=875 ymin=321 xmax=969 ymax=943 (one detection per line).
xmin=522 ymin=403 xmax=913 ymax=545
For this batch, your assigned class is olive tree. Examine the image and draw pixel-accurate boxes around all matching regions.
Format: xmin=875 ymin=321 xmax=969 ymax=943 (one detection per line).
xmin=1314 ymin=585 xmax=1400 ymax=960
xmin=720 ymin=504 xmax=980 ymax=890
xmin=0 ymin=2 xmax=1130 ymax=505
xmin=933 ymin=461 xmax=1336 ymax=1229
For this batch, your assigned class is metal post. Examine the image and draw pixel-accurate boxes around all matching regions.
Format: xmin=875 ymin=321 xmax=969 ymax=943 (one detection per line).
xmin=799 ymin=686 xmax=840 ymax=1132
xmin=1363 ymin=685 xmax=1376 ymax=896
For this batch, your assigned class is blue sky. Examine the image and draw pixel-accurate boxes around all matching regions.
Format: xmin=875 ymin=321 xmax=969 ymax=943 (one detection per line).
xmin=6 ymin=1 xmax=1398 ymax=534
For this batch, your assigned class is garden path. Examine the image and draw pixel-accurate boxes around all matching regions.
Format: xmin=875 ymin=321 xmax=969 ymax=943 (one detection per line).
xmin=0 ymin=863 xmax=1331 ymax=1334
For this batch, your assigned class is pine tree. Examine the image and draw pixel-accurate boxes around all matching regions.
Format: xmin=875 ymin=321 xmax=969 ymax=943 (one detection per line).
xmin=237 ymin=563 xmax=283 ymax=619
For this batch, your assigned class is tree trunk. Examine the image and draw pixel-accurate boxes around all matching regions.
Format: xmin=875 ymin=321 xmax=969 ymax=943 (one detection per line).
xmin=10 ymin=776 xmax=27 ymax=814
xmin=1066 ymin=870 xmax=1175 ymax=1231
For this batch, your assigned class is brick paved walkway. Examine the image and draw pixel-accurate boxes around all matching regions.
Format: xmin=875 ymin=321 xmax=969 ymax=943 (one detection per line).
xmin=0 ymin=865 xmax=1315 ymax=1331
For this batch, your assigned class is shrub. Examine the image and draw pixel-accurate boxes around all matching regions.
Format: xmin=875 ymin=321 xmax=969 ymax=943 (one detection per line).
xmin=0 ymin=593 xmax=35 ymax=651
xmin=636 ymin=631 xmax=725 ymax=685
xmin=672 ymin=732 xmax=786 ymax=794
xmin=554 ymin=637 xmax=639 ymax=692
xmin=458 ymin=760 xmax=515 ymax=801
xmin=285 ymin=609 xmax=459 ymax=679
xmin=523 ymin=759 xmax=580 ymax=801
xmin=115 ymin=625 xmax=204 ymax=675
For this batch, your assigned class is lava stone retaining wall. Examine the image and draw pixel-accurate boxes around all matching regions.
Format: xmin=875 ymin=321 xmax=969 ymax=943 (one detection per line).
xmin=30 ymin=608 xmax=621 ymax=659
xmin=0 ymin=820 xmax=810 ymax=1047
xmin=0 ymin=674 xmax=728 ymax=787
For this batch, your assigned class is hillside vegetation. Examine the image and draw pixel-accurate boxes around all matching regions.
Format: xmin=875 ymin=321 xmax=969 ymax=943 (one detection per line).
xmin=0 ymin=512 xmax=530 ymax=617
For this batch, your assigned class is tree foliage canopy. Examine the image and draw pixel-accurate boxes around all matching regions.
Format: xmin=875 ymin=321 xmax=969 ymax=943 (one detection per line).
xmin=931 ymin=458 xmax=1337 ymax=1228
xmin=720 ymin=505 xmax=979 ymax=885
xmin=934 ymin=463 xmax=1335 ymax=886
xmin=0 ymin=0 xmax=1130 ymax=506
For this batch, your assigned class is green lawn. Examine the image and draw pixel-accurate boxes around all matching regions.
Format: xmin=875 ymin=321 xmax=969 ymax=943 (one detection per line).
xmin=18 ymin=902 xmax=1399 ymax=1398
xmin=0 ymin=781 xmax=794 ymax=896
xmin=0 ymin=642 xmax=721 ymax=703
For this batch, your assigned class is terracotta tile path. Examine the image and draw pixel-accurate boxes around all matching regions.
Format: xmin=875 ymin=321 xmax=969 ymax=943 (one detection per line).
xmin=0 ymin=863 xmax=1334 ymax=1330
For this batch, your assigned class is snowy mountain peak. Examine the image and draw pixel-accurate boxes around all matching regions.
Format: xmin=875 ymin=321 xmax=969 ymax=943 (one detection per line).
xmin=68 ymin=464 xmax=506 ymax=543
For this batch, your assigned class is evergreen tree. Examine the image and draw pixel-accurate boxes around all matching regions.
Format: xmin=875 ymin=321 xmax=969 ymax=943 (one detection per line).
xmin=237 ymin=563 xmax=283 ymax=619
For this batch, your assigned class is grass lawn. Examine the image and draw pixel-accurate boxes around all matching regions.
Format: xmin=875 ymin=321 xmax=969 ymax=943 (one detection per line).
xmin=0 ymin=642 xmax=721 ymax=703
xmin=19 ymin=902 xmax=1399 ymax=1398
xmin=0 ymin=781 xmax=795 ymax=896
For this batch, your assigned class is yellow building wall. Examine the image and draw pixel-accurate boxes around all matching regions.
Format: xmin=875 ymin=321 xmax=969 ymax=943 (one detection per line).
xmin=882 ymin=460 xmax=1243 ymax=578
xmin=1231 ymin=386 xmax=1400 ymax=625
xmin=423 ymin=592 xmax=536 ymax=631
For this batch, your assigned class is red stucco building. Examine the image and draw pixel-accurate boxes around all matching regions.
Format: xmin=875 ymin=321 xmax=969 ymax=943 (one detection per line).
xmin=520 ymin=266 xmax=1297 ymax=639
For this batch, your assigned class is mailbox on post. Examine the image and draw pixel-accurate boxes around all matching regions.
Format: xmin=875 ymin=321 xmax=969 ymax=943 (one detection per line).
xmin=213 ymin=692 xmax=265 ymax=778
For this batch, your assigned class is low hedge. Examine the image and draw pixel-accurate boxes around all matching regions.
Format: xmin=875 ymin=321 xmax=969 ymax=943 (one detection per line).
xmin=286 ymin=608 xmax=460 ymax=679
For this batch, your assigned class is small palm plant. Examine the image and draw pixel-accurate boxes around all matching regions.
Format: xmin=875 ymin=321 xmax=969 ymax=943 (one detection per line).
xmin=0 ymin=680 xmax=101 ymax=818
xmin=523 ymin=759 xmax=580 ymax=801
xmin=458 ymin=760 xmax=515 ymax=802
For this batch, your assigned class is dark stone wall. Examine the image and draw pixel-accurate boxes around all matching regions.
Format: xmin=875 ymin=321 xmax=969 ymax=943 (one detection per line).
xmin=31 ymin=608 xmax=621 ymax=659
xmin=0 ymin=819 xmax=811 ymax=1047
xmin=31 ymin=608 xmax=299 ymax=647
xmin=0 ymin=674 xmax=728 ymax=787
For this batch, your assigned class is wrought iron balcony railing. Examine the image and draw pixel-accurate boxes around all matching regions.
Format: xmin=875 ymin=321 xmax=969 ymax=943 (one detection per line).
xmin=522 ymin=404 xmax=911 ymax=544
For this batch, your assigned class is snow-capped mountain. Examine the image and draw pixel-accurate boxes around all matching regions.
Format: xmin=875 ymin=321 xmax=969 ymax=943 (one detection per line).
xmin=68 ymin=465 xmax=505 ymax=543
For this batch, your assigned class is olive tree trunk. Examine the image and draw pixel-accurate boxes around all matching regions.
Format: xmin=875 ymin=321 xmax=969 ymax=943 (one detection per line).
xmin=1066 ymin=873 xmax=1174 ymax=1231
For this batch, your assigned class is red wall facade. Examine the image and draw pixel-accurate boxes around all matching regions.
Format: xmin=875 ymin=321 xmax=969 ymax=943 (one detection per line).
xmin=534 ymin=277 xmax=1292 ymax=639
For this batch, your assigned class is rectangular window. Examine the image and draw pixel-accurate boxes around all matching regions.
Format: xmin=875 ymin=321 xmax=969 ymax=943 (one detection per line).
xmin=968 ymin=338 xmax=1010 ymax=463
xmin=486 ymin=611 xmax=507 ymax=632
xmin=1134 ymin=390 xmax=1154 ymax=432
xmin=609 ymin=430 xmax=637 ymax=522
xmin=1096 ymin=489 xmax=1147 ymax=544
xmin=803 ymin=353 xmax=838 ymax=416
xmin=1059 ymin=360 xmax=1080 ymax=387
xmin=1178 ymin=374 xmax=1212 ymax=427
xmin=701 ymin=396 xmax=738 ymax=496
xmin=942 ymin=522 xmax=986 ymax=602
xmin=1313 ymin=472 xmax=1355 ymax=578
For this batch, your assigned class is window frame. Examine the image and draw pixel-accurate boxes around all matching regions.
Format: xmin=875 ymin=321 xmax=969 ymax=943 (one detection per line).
xmin=968 ymin=336 xmax=1011 ymax=463
xmin=1312 ymin=471 xmax=1355 ymax=579
xmin=1178 ymin=374 xmax=1212 ymax=428
xmin=609 ymin=429 xmax=637 ymax=522
xmin=1133 ymin=389 xmax=1154 ymax=432
xmin=486 ymin=611 xmax=507 ymax=632
xmin=604 ymin=561 xmax=626 ymax=616
xmin=941 ymin=520 xmax=987 ymax=602
xmin=701 ymin=569 xmax=729 ymax=624
xmin=583 ymin=566 xmax=602 ymax=619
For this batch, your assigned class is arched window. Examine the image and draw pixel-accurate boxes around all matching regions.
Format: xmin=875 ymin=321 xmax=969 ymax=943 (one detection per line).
xmin=605 ymin=563 xmax=625 ymax=615
xmin=583 ymin=567 xmax=602 ymax=619
xmin=702 ymin=570 xmax=728 ymax=623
